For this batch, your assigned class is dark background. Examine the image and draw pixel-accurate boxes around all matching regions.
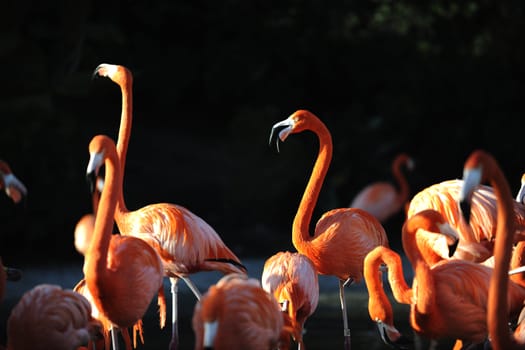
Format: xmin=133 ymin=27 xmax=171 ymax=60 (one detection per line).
xmin=1 ymin=0 xmax=525 ymax=266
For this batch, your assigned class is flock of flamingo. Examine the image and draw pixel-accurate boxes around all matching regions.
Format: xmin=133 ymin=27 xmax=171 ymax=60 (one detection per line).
xmin=1 ymin=63 xmax=525 ymax=350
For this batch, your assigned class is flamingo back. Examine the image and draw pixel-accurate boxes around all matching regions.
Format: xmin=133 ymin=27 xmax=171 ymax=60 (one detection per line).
xmin=407 ymin=179 xmax=525 ymax=262
xmin=305 ymin=207 xmax=388 ymax=281
xmin=7 ymin=284 xmax=102 ymax=350
xmin=350 ymin=182 xmax=400 ymax=222
xmin=116 ymin=203 xmax=246 ymax=276
xmin=86 ymin=234 xmax=163 ymax=329
xmin=261 ymin=251 xmax=319 ymax=344
xmin=192 ymin=273 xmax=284 ymax=350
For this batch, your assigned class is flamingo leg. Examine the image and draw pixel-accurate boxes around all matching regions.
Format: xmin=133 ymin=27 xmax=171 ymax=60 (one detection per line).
xmin=339 ymin=278 xmax=354 ymax=350
xmin=180 ymin=275 xmax=202 ymax=301
xmin=110 ymin=326 xmax=119 ymax=350
xmin=169 ymin=277 xmax=180 ymax=350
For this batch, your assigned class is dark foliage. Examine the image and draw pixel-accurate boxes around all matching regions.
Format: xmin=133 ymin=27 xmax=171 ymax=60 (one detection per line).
xmin=1 ymin=1 xmax=525 ymax=264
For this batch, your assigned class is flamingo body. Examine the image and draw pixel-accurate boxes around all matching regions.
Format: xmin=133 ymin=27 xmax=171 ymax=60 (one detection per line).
xmin=269 ymin=110 xmax=389 ymax=349
xmin=115 ymin=203 xmax=244 ymax=276
xmin=7 ymin=284 xmax=102 ymax=350
xmin=308 ymin=207 xmax=388 ymax=281
xmin=261 ymin=251 xmax=319 ymax=348
xmin=84 ymin=135 xmax=164 ymax=331
xmin=74 ymin=213 xmax=96 ymax=256
xmin=350 ymin=153 xmax=414 ymax=222
xmin=407 ymin=179 xmax=525 ymax=262
xmin=192 ymin=273 xmax=285 ymax=350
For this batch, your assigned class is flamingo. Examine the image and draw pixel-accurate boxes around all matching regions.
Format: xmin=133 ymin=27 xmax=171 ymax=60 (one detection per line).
xmin=192 ymin=273 xmax=286 ymax=350
xmin=83 ymin=134 xmax=165 ymax=349
xmin=6 ymin=283 xmax=103 ymax=350
xmin=406 ymin=178 xmax=525 ymax=263
xmin=458 ymin=149 xmax=525 ymax=349
xmin=365 ymin=209 xmax=525 ymax=347
xmin=93 ymin=63 xmax=247 ymax=350
xmin=73 ymin=168 xmax=155 ymax=350
xmin=350 ymin=153 xmax=414 ymax=223
xmin=261 ymin=251 xmax=319 ymax=350
xmin=269 ymin=109 xmax=389 ymax=349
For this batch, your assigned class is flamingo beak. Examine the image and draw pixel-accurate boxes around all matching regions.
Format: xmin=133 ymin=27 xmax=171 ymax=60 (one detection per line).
xmin=269 ymin=119 xmax=293 ymax=153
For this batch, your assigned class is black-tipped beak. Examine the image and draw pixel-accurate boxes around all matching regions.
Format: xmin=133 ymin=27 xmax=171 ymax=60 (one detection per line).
xmin=87 ymin=171 xmax=97 ymax=194
xmin=448 ymin=238 xmax=459 ymax=258
xmin=5 ymin=266 xmax=22 ymax=282
xmin=377 ymin=322 xmax=412 ymax=350
xmin=269 ymin=124 xmax=288 ymax=153
xmin=459 ymin=199 xmax=471 ymax=224
xmin=92 ymin=68 xmax=100 ymax=80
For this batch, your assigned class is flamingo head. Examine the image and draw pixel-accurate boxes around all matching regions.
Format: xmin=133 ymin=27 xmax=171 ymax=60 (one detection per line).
xmin=458 ymin=154 xmax=483 ymax=225
xmin=92 ymin=63 xmax=132 ymax=86
xmin=86 ymin=135 xmax=109 ymax=195
xmin=269 ymin=110 xmax=319 ymax=152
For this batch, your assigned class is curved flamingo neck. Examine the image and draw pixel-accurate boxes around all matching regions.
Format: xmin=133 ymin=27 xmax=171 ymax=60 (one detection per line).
xmin=402 ymin=215 xmax=434 ymax=314
xmin=393 ymin=156 xmax=410 ymax=205
xmin=86 ymin=141 xmax=122 ymax=281
xmin=365 ymin=246 xmax=411 ymax=325
xmin=484 ymin=153 xmax=517 ymax=349
xmin=115 ymin=72 xmax=132 ymax=215
xmin=292 ymin=121 xmax=332 ymax=251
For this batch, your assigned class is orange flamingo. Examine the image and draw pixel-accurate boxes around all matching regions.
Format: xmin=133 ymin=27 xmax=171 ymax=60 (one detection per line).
xmin=350 ymin=153 xmax=414 ymax=223
xmin=407 ymin=178 xmax=525 ymax=263
xmin=83 ymin=134 xmax=165 ymax=349
xmin=6 ymin=283 xmax=103 ymax=350
xmin=269 ymin=109 xmax=389 ymax=349
xmin=93 ymin=63 xmax=247 ymax=350
xmin=261 ymin=251 xmax=319 ymax=350
xmin=365 ymin=209 xmax=525 ymax=347
xmin=73 ymin=204 xmax=149 ymax=350
xmin=192 ymin=273 xmax=286 ymax=350
xmin=73 ymin=167 xmax=150 ymax=350
xmin=458 ymin=149 xmax=525 ymax=349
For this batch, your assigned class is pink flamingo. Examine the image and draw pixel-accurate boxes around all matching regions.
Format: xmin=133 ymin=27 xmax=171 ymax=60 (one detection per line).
xmin=459 ymin=149 xmax=525 ymax=349
xmin=93 ymin=63 xmax=247 ymax=350
xmin=7 ymin=283 xmax=103 ymax=350
xmin=350 ymin=153 xmax=414 ymax=223
xmin=407 ymin=178 xmax=525 ymax=263
xmin=269 ymin=109 xmax=389 ymax=349
xmin=83 ymin=134 xmax=165 ymax=349
xmin=192 ymin=273 xmax=286 ymax=350
xmin=261 ymin=251 xmax=319 ymax=349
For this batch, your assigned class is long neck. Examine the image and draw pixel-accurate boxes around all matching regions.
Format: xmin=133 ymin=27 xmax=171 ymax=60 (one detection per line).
xmin=115 ymin=78 xmax=132 ymax=215
xmin=393 ymin=157 xmax=410 ymax=205
xmin=364 ymin=246 xmax=411 ymax=326
xmin=292 ymin=124 xmax=332 ymax=250
xmin=487 ymin=156 xmax=518 ymax=349
xmin=86 ymin=149 xmax=121 ymax=282
xmin=402 ymin=218 xmax=434 ymax=315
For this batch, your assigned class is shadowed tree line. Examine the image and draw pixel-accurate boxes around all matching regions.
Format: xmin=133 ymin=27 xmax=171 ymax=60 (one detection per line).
xmin=1 ymin=0 xmax=525 ymax=264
